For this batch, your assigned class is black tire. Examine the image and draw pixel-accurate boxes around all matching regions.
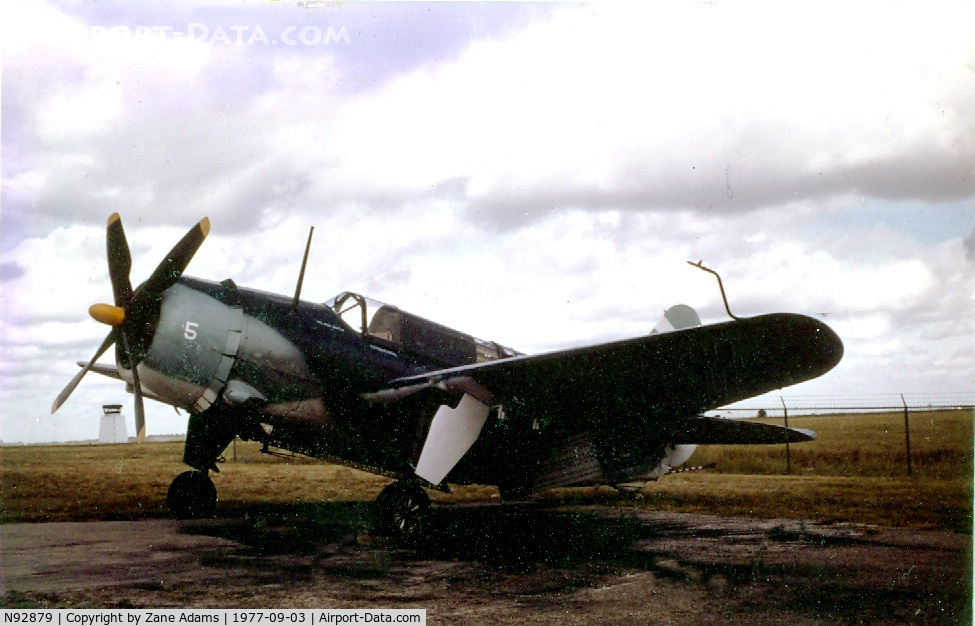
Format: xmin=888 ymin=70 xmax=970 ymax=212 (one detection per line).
xmin=167 ymin=470 xmax=217 ymax=519
xmin=374 ymin=481 xmax=430 ymax=541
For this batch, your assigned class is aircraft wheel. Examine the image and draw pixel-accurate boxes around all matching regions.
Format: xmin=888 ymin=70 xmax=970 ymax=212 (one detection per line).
xmin=167 ymin=470 xmax=217 ymax=519
xmin=374 ymin=481 xmax=430 ymax=540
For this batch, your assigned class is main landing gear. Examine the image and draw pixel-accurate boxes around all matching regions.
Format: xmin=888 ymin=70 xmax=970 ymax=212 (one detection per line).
xmin=167 ymin=470 xmax=217 ymax=519
xmin=169 ymin=403 xmax=234 ymax=520
xmin=374 ymin=480 xmax=431 ymax=540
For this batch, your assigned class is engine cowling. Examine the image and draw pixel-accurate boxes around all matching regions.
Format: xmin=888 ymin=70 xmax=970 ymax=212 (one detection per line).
xmin=127 ymin=282 xmax=241 ymax=412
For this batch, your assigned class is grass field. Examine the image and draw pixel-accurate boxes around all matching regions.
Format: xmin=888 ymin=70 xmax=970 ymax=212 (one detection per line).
xmin=1 ymin=409 xmax=971 ymax=531
xmin=694 ymin=409 xmax=973 ymax=478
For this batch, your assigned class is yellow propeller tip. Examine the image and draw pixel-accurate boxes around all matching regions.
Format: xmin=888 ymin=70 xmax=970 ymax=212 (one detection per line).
xmin=108 ymin=213 xmax=121 ymax=226
xmin=89 ymin=303 xmax=126 ymax=326
xmin=199 ymin=217 xmax=210 ymax=237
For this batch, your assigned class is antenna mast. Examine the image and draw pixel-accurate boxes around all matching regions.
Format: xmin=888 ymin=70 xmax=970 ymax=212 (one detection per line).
xmin=687 ymin=260 xmax=740 ymax=320
xmin=291 ymin=226 xmax=315 ymax=313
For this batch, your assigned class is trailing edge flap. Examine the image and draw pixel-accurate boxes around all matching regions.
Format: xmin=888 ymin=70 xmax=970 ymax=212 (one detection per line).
xmin=415 ymin=393 xmax=491 ymax=486
xmin=663 ymin=415 xmax=816 ymax=445
xmin=78 ymin=361 xmax=122 ymax=380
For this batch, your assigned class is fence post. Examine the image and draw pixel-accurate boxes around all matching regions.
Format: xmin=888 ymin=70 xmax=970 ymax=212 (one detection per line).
xmin=781 ymin=396 xmax=791 ymax=475
xmin=901 ymin=394 xmax=912 ymax=476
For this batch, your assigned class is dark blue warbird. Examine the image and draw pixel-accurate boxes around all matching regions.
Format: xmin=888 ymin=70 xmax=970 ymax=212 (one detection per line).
xmin=53 ymin=214 xmax=843 ymax=538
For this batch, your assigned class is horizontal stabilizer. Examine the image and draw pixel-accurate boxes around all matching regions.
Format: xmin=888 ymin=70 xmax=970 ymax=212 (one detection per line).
xmin=663 ymin=415 xmax=816 ymax=445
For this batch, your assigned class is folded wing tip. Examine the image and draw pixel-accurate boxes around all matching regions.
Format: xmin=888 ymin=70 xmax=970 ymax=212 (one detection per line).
xmin=792 ymin=427 xmax=817 ymax=442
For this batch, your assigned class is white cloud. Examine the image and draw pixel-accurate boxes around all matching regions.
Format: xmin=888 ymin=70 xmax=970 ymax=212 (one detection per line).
xmin=277 ymin=2 xmax=975 ymax=220
xmin=37 ymin=81 xmax=123 ymax=139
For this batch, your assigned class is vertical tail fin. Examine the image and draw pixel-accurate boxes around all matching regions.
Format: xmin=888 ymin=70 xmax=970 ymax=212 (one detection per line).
xmin=650 ymin=304 xmax=701 ymax=334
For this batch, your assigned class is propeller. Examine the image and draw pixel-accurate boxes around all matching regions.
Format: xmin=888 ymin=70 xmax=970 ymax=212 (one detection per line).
xmin=52 ymin=213 xmax=210 ymax=443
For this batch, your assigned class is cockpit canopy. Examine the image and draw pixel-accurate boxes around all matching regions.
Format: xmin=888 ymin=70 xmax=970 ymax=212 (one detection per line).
xmin=325 ymin=292 xmax=522 ymax=367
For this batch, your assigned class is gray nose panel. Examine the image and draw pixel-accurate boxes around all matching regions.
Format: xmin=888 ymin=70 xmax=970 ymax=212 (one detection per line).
xmin=144 ymin=283 xmax=243 ymax=412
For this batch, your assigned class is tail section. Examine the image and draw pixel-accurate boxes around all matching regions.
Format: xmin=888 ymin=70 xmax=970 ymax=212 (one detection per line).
xmin=648 ymin=304 xmax=702 ymax=477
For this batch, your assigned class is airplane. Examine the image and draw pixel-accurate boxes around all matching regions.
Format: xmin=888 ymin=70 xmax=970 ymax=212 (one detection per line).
xmin=52 ymin=214 xmax=843 ymax=539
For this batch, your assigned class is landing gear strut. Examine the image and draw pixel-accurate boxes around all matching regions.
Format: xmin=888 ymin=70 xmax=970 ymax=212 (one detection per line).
xmin=171 ymin=402 xmax=235 ymax=519
xmin=167 ymin=470 xmax=217 ymax=519
xmin=374 ymin=481 xmax=430 ymax=540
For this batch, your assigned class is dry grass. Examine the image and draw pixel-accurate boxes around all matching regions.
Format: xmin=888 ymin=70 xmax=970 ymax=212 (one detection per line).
xmin=0 ymin=441 xmax=391 ymax=523
xmin=1 ymin=409 xmax=971 ymax=531
xmin=694 ymin=408 xmax=973 ymax=478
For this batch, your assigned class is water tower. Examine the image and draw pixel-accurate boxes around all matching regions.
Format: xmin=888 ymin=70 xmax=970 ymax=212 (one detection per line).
xmin=98 ymin=404 xmax=128 ymax=443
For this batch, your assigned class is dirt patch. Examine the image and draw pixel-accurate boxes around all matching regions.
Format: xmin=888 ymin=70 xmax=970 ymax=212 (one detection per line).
xmin=1 ymin=503 xmax=970 ymax=625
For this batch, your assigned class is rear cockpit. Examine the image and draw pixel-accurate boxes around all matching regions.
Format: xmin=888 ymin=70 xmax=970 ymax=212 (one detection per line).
xmin=325 ymin=291 xmax=522 ymax=367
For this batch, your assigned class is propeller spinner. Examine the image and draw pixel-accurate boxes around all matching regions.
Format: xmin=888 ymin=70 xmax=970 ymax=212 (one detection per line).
xmin=51 ymin=213 xmax=210 ymax=443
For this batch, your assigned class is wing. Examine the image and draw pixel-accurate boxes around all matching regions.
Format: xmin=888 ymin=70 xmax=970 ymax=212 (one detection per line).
xmin=661 ymin=414 xmax=816 ymax=444
xmin=392 ymin=313 xmax=840 ymax=418
xmin=376 ymin=313 xmax=841 ymax=484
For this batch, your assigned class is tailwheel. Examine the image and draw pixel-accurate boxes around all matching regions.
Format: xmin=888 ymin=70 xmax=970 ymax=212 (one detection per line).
xmin=374 ymin=480 xmax=431 ymax=541
xmin=167 ymin=470 xmax=217 ymax=519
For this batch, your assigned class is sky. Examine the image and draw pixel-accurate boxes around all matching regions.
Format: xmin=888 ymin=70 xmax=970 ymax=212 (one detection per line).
xmin=1 ymin=1 xmax=973 ymax=443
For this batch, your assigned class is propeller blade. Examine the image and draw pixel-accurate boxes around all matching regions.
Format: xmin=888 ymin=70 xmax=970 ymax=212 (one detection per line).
xmin=54 ymin=215 xmax=211 ymax=434
xmin=106 ymin=213 xmax=133 ymax=306
xmin=51 ymin=330 xmax=117 ymax=414
xmin=121 ymin=330 xmax=147 ymax=444
xmin=133 ymin=372 xmax=146 ymax=444
xmin=133 ymin=217 xmax=210 ymax=309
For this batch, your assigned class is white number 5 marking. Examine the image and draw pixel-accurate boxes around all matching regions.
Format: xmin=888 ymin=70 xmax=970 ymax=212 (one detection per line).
xmin=184 ymin=321 xmax=199 ymax=341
